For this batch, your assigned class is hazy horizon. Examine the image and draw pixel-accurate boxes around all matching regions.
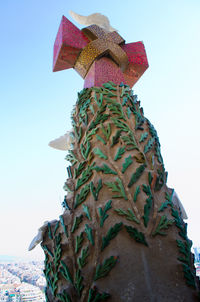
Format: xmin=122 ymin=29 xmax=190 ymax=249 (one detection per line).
xmin=1 ymin=0 xmax=200 ymax=260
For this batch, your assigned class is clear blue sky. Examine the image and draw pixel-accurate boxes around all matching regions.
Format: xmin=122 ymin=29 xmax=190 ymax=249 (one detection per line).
xmin=0 ymin=0 xmax=199 ymax=259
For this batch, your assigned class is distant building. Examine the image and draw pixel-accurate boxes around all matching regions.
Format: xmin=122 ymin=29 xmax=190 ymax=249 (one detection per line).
xmin=194 ymin=247 xmax=200 ymax=278
xmin=16 ymin=283 xmax=45 ymax=301
xmin=194 ymin=247 xmax=200 ymax=263
xmin=0 ymin=260 xmax=45 ymax=301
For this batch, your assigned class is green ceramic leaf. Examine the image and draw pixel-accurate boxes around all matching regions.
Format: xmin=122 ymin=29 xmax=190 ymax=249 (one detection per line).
xmin=84 ymin=128 xmax=98 ymax=144
xmin=131 ymin=103 xmax=145 ymax=130
xmin=144 ymin=137 xmax=155 ymax=154
xmin=82 ymin=205 xmax=92 ymax=221
xmin=78 ymin=246 xmax=89 ymax=269
xmin=115 ymin=208 xmax=139 ymax=224
xmin=92 ymin=87 xmax=103 ymax=93
xmin=171 ymin=208 xmax=187 ymax=240
xmin=105 ymin=178 xmax=127 ymax=200
xmin=127 ymin=107 xmax=132 ymax=118
xmin=102 ymin=82 xmax=117 ymax=91
xmin=76 ymin=164 xmax=94 ymax=190
xmin=101 ymin=123 xmax=111 ymax=141
xmin=94 ymin=92 xmax=103 ymax=107
xmin=125 ymin=225 xmax=148 ymax=246
xmin=88 ymin=113 xmax=109 ymax=131
xmin=42 ymin=245 xmax=53 ymax=258
xmin=74 ymin=184 xmax=90 ymax=208
xmin=88 ymin=287 xmax=110 ymax=302
xmin=63 ymin=182 xmax=73 ymax=193
xmin=122 ymin=155 xmax=133 ymax=173
xmin=133 ymin=186 xmax=140 ymax=203
xmin=71 ymin=215 xmax=83 ymax=233
xmin=102 ymin=90 xmax=117 ymax=97
xmin=114 ymin=147 xmax=126 ymax=161
xmin=176 ymin=239 xmax=196 ymax=288
xmin=142 ymin=185 xmax=153 ymax=227
xmin=93 ymin=164 xmax=117 ymax=175
xmin=122 ymin=132 xmax=138 ymax=150
xmin=152 ymin=215 xmax=174 ymax=236
xmin=75 ymin=232 xmax=84 ymax=253
xmin=89 ymin=104 xmax=95 ymax=115
xmin=155 ymin=145 xmax=164 ymax=164
xmin=65 ymin=150 xmax=78 ymax=166
xmin=74 ymin=162 xmax=86 ymax=179
xmin=122 ymin=96 xmax=128 ymax=106
xmin=53 ymin=221 xmax=60 ymax=237
xmin=111 ymin=130 xmax=122 ymax=146
xmin=59 ymin=215 xmax=68 ymax=238
xmin=120 ymin=85 xmax=130 ymax=98
xmin=103 ymin=82 xmax=117 ymax=90
xmin=107 ymin=101 xmax=126 ymax=120
xmin=59 ymin=260 xmax=73 ymax=284
xmin=139 ymin=132 xmax=148 ymax=143
xmin=79 ymin=111 xmax=88 ymax=126
xmin=85 ymin=224 xmax=94 ymax=245
xmin=96 ymin=134 xmax=106 ymax=145
xmin=47 ymin=223 xmax=53 ymax=240
xmin=81 ymin=141 xmax=91 ymax=160
xmin=98 ymin=200 xmax=112 ymax=227
xmin=158 ymin=190 xmax=174 ymax=212
xmin=94 ymin=256 xmax=118 ymax=281
xmin=74 ymin=126 xmax=82 ymax=143
xmin=93 ymin=148 xmax=108 ymax=159
xmin=154 ymin=169 xmax=165 ymax=191
xmin=101 ymin=223 xmax=123 ymax=251
xmin=74 ymin=269 xmax=84 ymax=297
xmin=90 ymin=179 xmax=103 ymax=201
xmin=128 ymin=164 xmax=146 ymax=188
xmin=177 ymin=239 xmax=192 ymax=265
xmin=148 ymin=172 xmax=153 ymax=186
xmin=67 ymin=166 xmax=73 ymax=178
xmin=111 ymin=118 xmax=129 ymax=132
xmin=54 ymin=234 xmax=62 ymax=270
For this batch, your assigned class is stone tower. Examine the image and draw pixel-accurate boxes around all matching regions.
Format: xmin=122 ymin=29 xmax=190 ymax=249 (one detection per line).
xmin=40 ymin=14 xmax=200 ymax=302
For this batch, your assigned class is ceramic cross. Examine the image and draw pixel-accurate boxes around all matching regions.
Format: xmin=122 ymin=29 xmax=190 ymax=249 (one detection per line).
xmin=53 ymin=15 xmax=149 ymax=88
